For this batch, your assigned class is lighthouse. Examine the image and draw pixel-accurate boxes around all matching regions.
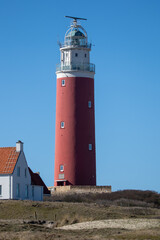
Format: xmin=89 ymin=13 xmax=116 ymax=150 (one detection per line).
xmin=54 ymin=16 xmax=96 ymax=186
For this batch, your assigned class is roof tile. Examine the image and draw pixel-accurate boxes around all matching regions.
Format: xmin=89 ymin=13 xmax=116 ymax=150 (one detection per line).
xmin=0 ymin=147 xmax=20 ymax=174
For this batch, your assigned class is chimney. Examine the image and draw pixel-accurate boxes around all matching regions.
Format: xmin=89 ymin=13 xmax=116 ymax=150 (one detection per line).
xmin=16 ymin=140 xmax=23 ymax=152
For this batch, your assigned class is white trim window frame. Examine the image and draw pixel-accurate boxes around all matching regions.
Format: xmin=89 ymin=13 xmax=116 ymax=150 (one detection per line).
xmin=61 ymin=79 xmax=65 ymax=87
xmin=60 ymin=121 xmax=65 ymax=129
xmin=60 ymin=165 xmax=64 ymax=172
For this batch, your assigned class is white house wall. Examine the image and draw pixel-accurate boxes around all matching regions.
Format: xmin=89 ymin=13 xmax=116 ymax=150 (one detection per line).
xmin=0 ymin=175 xmax=11 ymax=199
xmin=12 ymin=151 xmax=31 ymax=200
xmin=30 ymin=185 xmax=43 ymax=201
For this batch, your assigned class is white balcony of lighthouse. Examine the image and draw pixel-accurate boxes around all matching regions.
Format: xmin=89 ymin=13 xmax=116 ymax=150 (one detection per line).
xmin=56 ymin=20 xmax=95 ymax=73
xmin=56 ymin=63 xmax=95 ymax=72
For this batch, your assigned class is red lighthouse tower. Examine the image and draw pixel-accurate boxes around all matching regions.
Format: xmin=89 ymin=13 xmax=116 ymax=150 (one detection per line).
xmin=54 ymin=16 xmax=96 ymax=186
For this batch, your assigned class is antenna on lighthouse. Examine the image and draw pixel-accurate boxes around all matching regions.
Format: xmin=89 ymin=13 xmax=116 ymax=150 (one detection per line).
xmin=65 ymin=16 xmax=87 ymax=25
xmin=65 ymin=16 xmax=87 ymax=21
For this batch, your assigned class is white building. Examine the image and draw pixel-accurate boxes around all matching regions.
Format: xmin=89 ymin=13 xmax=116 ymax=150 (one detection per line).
xmin=0 ymin=141 xmax=43 ymax=201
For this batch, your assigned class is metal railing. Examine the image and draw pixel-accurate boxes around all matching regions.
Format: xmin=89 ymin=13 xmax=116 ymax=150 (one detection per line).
xmin=59 ymin=41 xmax=92 ymax=49
xmin=56 ymin=63 xmax=95 ymax=72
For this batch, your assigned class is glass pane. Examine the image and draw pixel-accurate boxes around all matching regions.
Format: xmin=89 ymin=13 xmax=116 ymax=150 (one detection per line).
xmin=88 ymin=101 xmax=91 ymax=108
xmin=89 ymin=144 xmax=92 ymax=151
xmin=17 ymin=184 xmax=20 ymax=197
xmin=62 ymin=79 xmax=65 ymax=86
xmin=60 ymin=165 xmax=64 ymax=171
xmin=32 ymin=186 xmax=34 ymax=197
xmin=61 ymin=122 xmax=65 ymax=128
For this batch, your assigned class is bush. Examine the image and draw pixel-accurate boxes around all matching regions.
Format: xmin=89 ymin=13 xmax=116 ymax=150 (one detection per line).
xmin=44 ymin=190 xmax=160 ymax=208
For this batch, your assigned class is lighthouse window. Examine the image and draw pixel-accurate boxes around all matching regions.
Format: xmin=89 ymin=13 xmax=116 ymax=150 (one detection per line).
xmin=89 ymin=144 xmax=92 ymax=151
xmin=88 ymin=101 xmax=92 ymax=108
xmin=60 ymin=165 xmax=64 ymax=172
xmin=61 ymin=79 xmax=65 ymax=86
xmin=75 ymin=53 xmax=78 ymax=57
xmin=60 ymin=121 xmax=65 ymax=129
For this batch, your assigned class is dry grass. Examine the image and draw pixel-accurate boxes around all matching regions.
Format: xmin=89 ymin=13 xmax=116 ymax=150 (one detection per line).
xmin=0 ymin=190 xmax=160 ymax=239
xmin=45 ymin=190 xmax=160 ymax=207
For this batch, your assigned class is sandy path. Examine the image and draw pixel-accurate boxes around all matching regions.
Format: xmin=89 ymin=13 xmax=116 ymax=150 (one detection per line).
xmin=57 ymin=219 xmax=160 ymax=230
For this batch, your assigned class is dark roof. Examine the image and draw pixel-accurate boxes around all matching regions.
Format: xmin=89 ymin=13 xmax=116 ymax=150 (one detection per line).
xmin=28 ymin=167 xmax=50 ymax=195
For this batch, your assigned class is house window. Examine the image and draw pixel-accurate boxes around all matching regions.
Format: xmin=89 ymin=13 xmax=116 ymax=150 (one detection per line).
xmin=60 ymin=165 xmax=64 ymax=172
xmin=32 ymin=186 xmax=34 ymax=197
xmin=88 ymin=101 xmax=92 ymax=108
xmin=25 ymin=185 xmax=29 ymax=198
xmin=61 ymin=79 xmax=65 ymax=86
xmin=75 ymin=53 xmax=78 ymax=57
xmin=0 ymin=185 xmax=2 ymax=196
xmin=17 ymin=167 xmax=20 ymax=177
xmin=89 ymin=144 xmax=92 ymax=151
xmin=16 ymin=183 xmax=20 ymax=197
xmin=60 ymin=121 xmax=65 ymax=129
xmin=85 ymin=53 xmax=87 ymax=58
xmin=25 ymin=168 xmax=27 ymax=177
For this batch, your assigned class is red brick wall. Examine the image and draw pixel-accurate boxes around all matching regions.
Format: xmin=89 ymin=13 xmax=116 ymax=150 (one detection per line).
xmin=54 ymin=76 xmax=96 ymax=186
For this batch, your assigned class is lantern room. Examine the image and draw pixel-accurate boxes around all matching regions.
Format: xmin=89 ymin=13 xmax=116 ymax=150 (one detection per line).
xmin=56 ymin=17 xmax=95 ymax=73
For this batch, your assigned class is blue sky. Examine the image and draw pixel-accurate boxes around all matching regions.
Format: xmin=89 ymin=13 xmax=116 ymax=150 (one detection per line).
xmin=0 ymin=0 xmax=160 ymax=192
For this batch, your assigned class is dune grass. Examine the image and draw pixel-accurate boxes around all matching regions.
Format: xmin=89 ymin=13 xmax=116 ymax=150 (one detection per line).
xmin=0 ymin=190 xmax=160 ymax=239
